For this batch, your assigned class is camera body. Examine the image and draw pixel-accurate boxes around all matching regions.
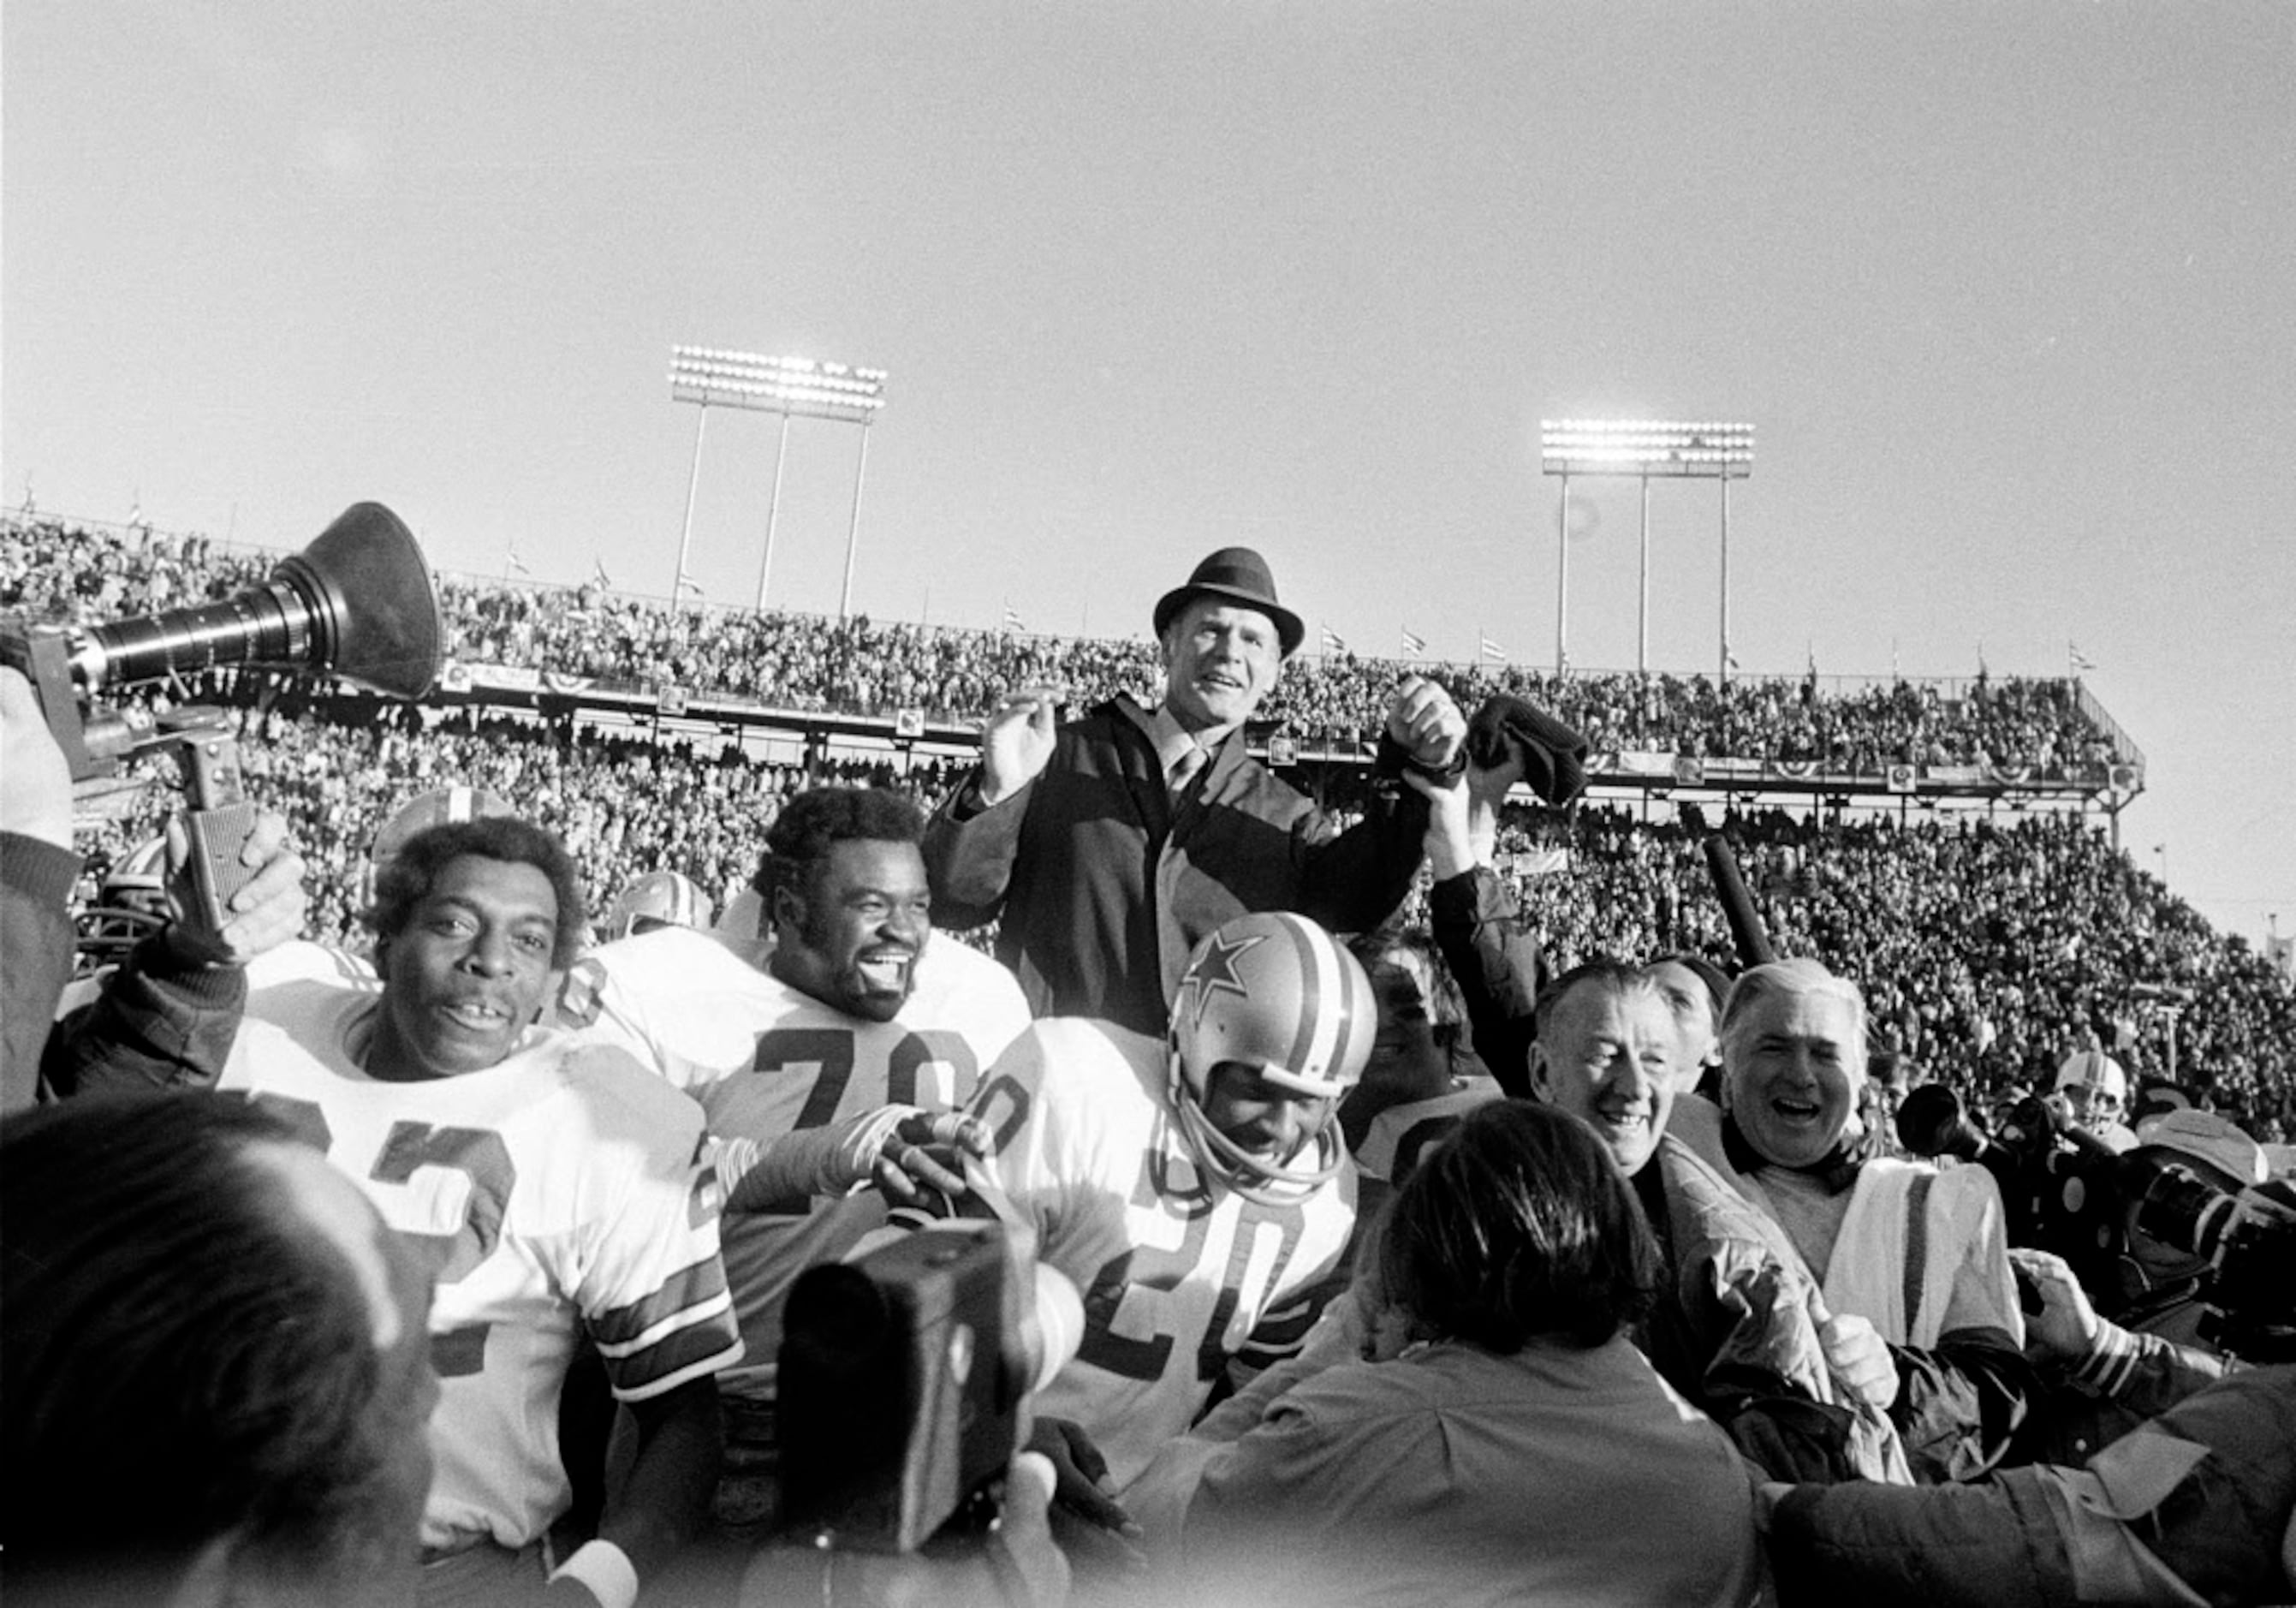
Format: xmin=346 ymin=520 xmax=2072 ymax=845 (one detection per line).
xmin=778 ymin=1222 xmax=1031 ymax=1553
xmin=3 ymin=504 xmax=442 ymax=932
xmin=1898 ymin=1086 xmax=2296 ymax=1359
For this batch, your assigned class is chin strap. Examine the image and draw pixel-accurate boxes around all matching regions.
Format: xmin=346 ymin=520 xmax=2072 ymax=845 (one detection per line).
xmin=1166 ymin=1051 xmax=1343 ymax=1209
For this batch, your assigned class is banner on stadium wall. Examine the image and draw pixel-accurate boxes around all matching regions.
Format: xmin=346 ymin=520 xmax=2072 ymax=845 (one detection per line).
xmin=1886 ymin=763 xmax=1917 ymax=794
xmin=1500 ymin=848 xmax=1571 ymax=878
xmin=1672 ymin=756 xmax=1705 ymax=788
xmin=657 ymin=685 xmax=688 ymax=717
xmin=470 ymin=662 xmax=541 ymax=693
xmin=1268 ymin=733 xmax=1299 ymax=766
xmin=894 ymin=707 xmax=926 ymax=738
xmin=440 ymin=661 xmax=473 ymax=694
xmin=1929 ymin=764 xmax=1984 ymax=785
xmin=544 ymin=670 xmax=593 ymax=694
xmin=1984 ymin=763 xmax=2031 ymax=786
xmin=1615 ymin=751 xmax=1678 ymax=778
xmin=1772 ymin=759 xmax=1820 ymax=781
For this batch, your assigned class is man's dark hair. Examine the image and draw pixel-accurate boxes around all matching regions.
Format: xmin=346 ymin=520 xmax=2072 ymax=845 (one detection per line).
xmin=2 ymin=1096 xmax=411 ymax=1599
xmin=1376 ymin=1099 xmax=1660 ymax=1353
xmin=750 ymin=788 xmax=926 ymax=911
xmin=365 ymin=815 xmax=587 ymax=967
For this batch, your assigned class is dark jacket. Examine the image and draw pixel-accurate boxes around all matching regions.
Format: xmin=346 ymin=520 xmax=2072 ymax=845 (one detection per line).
xmin=41 ymin=931 xmax=247 ymax=1099
xmin=1425 ymin=865 xmax=1543 ymax=1099
xmin=1770 ymin=1365 xmax=2296 ymax=1608
xmin=923 ymin=694 xmax=1430 ymax=1037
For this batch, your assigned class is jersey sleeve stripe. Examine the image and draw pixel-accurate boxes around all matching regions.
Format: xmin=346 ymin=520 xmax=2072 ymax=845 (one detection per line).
xmin=603 ymin=1317 xmax=745 ymax=1403
xmin=587 ymin=1255 xmax=730 ymax=1347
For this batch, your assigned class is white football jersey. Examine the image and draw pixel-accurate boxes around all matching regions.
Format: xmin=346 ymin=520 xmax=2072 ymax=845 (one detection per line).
xmin=216 ymin=970 xmax=741 ymax=1552
xmin=563 ymin=926 xmax=1032 ymax=1380
xmin=966 ymin=1019 xmax=1358 ymax=1492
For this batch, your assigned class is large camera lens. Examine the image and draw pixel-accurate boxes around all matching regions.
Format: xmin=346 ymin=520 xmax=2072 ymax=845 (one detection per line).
xmin=1896 ymin=1084 xmax=1986 ymax=1160
xmin=2129 ymin=1159 xmax=2236 ymax=1264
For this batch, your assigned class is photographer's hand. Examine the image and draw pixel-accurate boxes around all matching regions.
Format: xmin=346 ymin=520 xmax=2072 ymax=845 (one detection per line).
xmin=162 ymin=809 xmax=306 ymax=968
xmin=1026 ymin=1416 xmax=1139 ymax=1540
xmin=2008 ymin=1247 xmax=2100 ymax=1365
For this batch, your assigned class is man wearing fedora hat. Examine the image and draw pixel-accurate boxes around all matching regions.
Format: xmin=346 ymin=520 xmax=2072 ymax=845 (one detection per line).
xmin=925 ymin=545 xmax=1465 ymax=1037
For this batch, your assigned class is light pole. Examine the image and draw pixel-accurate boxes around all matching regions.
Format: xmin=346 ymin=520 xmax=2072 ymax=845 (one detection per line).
xmin=1540 ymin=420 xmax=1754 ymax=679
xmin=668 ymin=346 xmax=888 ymax=611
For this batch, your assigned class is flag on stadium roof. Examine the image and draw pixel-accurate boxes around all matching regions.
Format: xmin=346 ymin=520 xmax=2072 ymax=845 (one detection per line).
xmin=675 ymin=572 xmax=703 ymax=596
xmin=1320 ymin=625 xmax=1347 ymax=656
xmin=1479 ymin=633 xmax=1506 ymax=664
xmin=592 ymin=558 xmax=614 ymax=590
xmin=1401 ymin=628 xmax=1425 ymax=659
xmin=507 ymin=548 xmax=531 ymax=576
xmin=1002 ymin=604 xmax=1025 ymax=634
xmin=2069 ymin=641 xmax=2097 ymax=674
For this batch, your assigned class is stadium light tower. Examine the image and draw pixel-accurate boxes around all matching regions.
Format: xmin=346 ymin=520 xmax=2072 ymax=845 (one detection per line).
xmin=668 ymin=346 xmax=889 ymax=614
xmin=1540 ymin=420 xmax=1754 ymax=680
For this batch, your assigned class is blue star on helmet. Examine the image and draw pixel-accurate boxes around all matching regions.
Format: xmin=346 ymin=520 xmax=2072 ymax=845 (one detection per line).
xmin=1180 ymin=927 xmax=1265 ymax=1031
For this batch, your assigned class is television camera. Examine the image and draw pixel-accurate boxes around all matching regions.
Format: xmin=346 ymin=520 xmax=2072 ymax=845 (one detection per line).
xmin=778 ymin=1221 xmax=1033 ymax=1555
xmin=3 ymin=503 xmax=443 ymax=930
xmin=1897 ymin=1085 xmax=2296 ymax=1361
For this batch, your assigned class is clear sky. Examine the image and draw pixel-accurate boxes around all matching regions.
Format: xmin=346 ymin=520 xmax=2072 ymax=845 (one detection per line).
xmin=8 ymin=3 xmax=2293 ymax=947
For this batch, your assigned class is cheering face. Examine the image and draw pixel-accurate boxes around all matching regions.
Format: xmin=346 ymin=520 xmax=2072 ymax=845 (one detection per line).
xmin=1532 ymin=981 xmax=1677 ymax=1177
xmin=374 ymin=855 xmax=563 ymax=1078
xmin=1201 ymin=1061 xmax=1334 ymax=1170
xmin=777 ymin=839 xmax=931 ymax=1022
xmin=1159 ymin=598 xmax=1282 ymax=734
xmin=1725 ymin=986 xmax=1863 ymax=1168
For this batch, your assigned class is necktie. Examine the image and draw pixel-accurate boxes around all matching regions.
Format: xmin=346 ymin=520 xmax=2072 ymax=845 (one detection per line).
xmin=1168 ymin=744 xmax=1208 ymax=801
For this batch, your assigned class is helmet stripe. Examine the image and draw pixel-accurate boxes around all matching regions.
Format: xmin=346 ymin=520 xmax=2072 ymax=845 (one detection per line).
xmin=1274 ymin=914 xmax=1343 ymax=1082
xmin=1323 ymin=932 xmax=1367 ymax=1087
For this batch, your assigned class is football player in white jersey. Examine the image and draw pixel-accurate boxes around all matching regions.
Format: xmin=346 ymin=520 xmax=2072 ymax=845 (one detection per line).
xmin=941 ymin=909 xmax=1373 ymax=1522
xmin=558 ymin=789 xmax=1032 ymax=1448
xmin=51 ymin=815 xmax=742 ymax=1608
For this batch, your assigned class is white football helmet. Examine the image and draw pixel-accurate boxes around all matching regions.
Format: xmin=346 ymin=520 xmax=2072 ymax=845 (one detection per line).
xmin=605 ymin=870 xmax=713 ymax=938
xmin=361 ymin=784 xmax=516 ymax=908
xmin=1167 ymin=911 xmax=1375 ymax=1205
xmin=101 ymin=835 xmax=172 ymax=918
xmin=75 ymin=836 xmax=174 ymax=974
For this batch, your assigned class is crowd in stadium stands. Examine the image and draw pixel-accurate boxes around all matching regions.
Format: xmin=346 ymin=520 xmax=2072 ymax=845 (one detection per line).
xmin=442 ymin=574 xmax=2118 ymax=774
xmin=1 ymin=517 xmax=2113 ymax=772
xmin=10 ymin=514 xmax=2283 ymax=1142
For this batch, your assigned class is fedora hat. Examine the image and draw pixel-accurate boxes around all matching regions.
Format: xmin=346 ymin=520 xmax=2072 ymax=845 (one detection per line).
xmin=1151 ymin=547 xmax=1305 ymax=657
